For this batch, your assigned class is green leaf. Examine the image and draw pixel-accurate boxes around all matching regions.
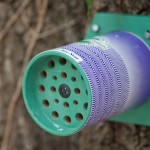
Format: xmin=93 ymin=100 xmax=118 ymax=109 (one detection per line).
xmin=85 ymin=0 xmax=92 ymax=17
xmin=86 ymin=0 xmax=92 ymax=10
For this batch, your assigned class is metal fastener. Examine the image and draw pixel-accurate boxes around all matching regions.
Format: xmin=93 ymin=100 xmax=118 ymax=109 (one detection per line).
xmin=144 ymin=31 xmax=150 ymax=39
xmin=92 ymin=24 xmax=100 ymax=32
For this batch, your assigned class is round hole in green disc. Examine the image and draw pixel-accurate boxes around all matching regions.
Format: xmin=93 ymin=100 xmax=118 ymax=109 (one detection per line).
xmin=51 ymin=86 xmax=56 ymax=92
xmin=76 ymin=113 xmax=83 ymax=121
xmin=84 ymin=103 xmax=88 ymax=110
xmin=71 ymin=77 xmax=76 ymax=82
xmin=43 ymin=99 xmax=49 ymax=107
xmin=73 ymin=100 xmax=78 ymax=105
xmin=64 ymin=102 xmax=69 ymax=108
xmin=41 ymin=71 xmax=47 ymax=78
xmin=61 ymin=72 xmax=67 ymax=78
xmin=86 ymin=89 xmax=88 ymax=95
xmin=52 ymin=111 xmax=59 ymax=119
xmin=74 ymin=88 xmax=80 ymax=94
xmin=53 ymin=75 xmax=57 ymax=80
xmin=54 ymin=99 xmax=59 ymax=104
xmin=39 ymin=85 xmax=45 ymax=92
xmin=71 ymin=64 xmax=77 ymax=70
xmin=48 ymin=60 xmax=55 ymax=68
xmin=64 ymin=116 xmax=71 ymax=124
xmin=22 ymin=51 xmax=92 ymax=136
xmin=59 ymin=57 xmax=67 ymax=65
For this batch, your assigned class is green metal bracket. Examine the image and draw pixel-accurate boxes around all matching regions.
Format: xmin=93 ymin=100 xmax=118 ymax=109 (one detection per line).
xmin=85 ymin=13 xmax=150 ymax=126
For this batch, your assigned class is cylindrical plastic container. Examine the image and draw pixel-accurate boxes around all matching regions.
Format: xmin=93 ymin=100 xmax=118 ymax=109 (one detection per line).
xmin=22 ymin=31 xmax=150 ymax=136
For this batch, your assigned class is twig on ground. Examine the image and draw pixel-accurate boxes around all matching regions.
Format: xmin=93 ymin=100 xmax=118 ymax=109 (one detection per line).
xmin=38 ymin=19 xmax=77 ymax=39
xmin=0 ymin=0 xmax=31 ymax=43
xmin=0 ymin=0 xmax=48 ymax=150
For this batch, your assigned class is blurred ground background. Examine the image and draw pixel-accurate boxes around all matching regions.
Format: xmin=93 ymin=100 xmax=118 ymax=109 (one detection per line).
xmin=0 ymin=0 xmax=150 ymax=150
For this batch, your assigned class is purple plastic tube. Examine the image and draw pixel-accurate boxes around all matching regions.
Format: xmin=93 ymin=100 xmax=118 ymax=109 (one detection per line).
xmin=23 ymin=31 xmax=150 ymax=135
xmin=55 ymin=31 xmax=150 ymax=127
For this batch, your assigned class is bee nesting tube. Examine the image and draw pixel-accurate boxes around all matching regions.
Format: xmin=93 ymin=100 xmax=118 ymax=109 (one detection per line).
xmin=22 ymin=31 xmax=150 ymax=136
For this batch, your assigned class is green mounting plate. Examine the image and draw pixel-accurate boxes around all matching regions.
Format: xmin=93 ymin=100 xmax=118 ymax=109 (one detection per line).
xmin=85 ymin=13 xmax=150 ymax=126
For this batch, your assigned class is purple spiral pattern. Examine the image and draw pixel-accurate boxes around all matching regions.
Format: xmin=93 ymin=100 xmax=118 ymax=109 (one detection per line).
xmin=55 ymin=31 xmax=150 ymax=129
xmin=62 ymin=39 xmax=129 ymax=127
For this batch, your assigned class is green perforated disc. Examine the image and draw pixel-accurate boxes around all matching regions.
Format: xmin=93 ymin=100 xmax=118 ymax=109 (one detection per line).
xmin=22 ymin=50 xmax=92 ymax=136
